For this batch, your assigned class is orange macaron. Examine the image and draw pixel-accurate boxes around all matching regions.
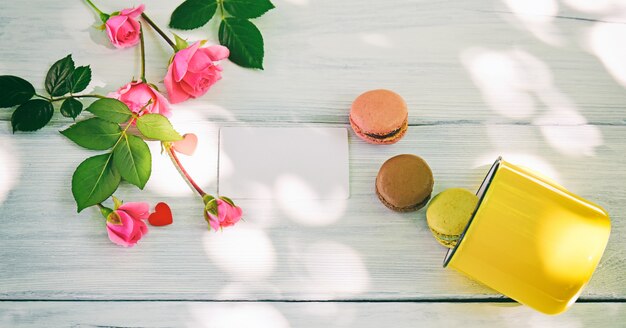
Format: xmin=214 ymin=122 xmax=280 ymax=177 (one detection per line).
xmin=349 ymin=89 xmax=408 ymax=144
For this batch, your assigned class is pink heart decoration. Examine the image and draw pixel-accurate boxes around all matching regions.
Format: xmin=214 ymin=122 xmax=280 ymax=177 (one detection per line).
xmin=172 ymin=133 xmax=198 ymax=156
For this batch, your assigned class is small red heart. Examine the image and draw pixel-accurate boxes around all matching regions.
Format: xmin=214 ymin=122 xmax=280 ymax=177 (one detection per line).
xmin=148 ymin=202 xmax=173 ymax=226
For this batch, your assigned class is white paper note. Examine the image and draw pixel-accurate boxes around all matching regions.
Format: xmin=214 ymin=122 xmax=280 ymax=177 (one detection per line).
xmin=219 ymin=127 xmax=349 ymax=200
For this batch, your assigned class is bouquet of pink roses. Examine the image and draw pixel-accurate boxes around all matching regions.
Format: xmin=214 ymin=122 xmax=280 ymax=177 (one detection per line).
xmin=0 ymin=0 xmax=273 ymax=247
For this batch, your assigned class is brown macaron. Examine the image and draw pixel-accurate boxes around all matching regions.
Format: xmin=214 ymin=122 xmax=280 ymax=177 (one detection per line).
xmin=375 ymin=154 xmax=434 ymax=212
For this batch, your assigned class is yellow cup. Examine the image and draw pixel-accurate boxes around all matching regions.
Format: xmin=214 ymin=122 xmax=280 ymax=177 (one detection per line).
xmin=444 ymin=157 xmax=611 ymax=315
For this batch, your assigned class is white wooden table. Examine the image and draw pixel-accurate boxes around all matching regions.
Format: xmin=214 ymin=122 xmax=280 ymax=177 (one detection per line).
xmin=1 ymin=0 xmax=625 ymax=326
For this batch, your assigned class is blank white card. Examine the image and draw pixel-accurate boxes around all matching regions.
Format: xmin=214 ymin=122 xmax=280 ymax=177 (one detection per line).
xmin=218 ymin=127 xmax=349 ymax=200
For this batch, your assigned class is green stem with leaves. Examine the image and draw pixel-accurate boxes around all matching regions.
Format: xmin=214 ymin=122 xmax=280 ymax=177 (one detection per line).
xmin=60 ymin=94 xmax=105 ymax=101
xmin=33 ymin=93 xmax=51 ymax=100
xmin=141 ymin=13 xmax=178 ymax=52
xmin=35 ymin=93 xmax=106 ymax=102
xmin=163 ymin=142 xmax=206 ymax=197
xmin=88 ymin=107 xmax=149 ymax=213
xmin=112 ymin=115 xmax=139 ymax=148
xmin=102 ymin=102 xmax=150 ymax=176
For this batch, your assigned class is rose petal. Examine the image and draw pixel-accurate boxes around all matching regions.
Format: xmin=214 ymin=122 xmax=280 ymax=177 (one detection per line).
xmin=187 ymin=50 xmax=213 ymax=73
xmin=172 ymin=42 xmax=201 ymax=82
xmin=217 ymin=200 xmax=229 ymax=222
xmin=107 ymin=229 xmax=134 ymax=247
xmin=107 ymin=211 xmax=136 ymax=247
xmin=137 ymin=220 xmax=148 ymax=236
xmin=105 ymin=15 xmax=129 ymax=48
xmin=119 ymin=202 xmax=150 ymax=220
xmin=150 ymin=85 xmax=172 ymax=117
xmin=120 ymin=18 xmax=141 ymax=46
xmin=122 ymin=84 xmax=155 ymax=112
xmin=230 ymin=205 xmax=243 ymax=221
xmin=164 ymin=65 xmax=191 ymax=103
xmin=204 ymin=45 xmax=230 ymax=61
xmin=108 ymin=81 xmax=134 ymax=99
xmin=180 ymin=70 xmax=220 ymax=98
xmin=120 ymin=4 xmax=145 ymax=18
xmin=224 ymin=205 xmax=242 ymax=227
xmin=207 ymin=213 xmax=220 ymax=231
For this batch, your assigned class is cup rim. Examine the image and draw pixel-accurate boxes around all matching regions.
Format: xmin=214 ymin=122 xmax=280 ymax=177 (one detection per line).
xmin=443 ymin=156 xmax=502 ymax=267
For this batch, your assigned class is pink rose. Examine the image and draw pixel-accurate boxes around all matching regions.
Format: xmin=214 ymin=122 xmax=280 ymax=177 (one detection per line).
xmin=204 ymin=197 xmax=242 ymax=231
xmin=164 ymin=42 xmax=229 ymax=104
xmin=108 ymin=81 xmax=171 ymax=118
xmin=106 ymin=202 xmax=149 ymax=247
xmin=105 ymin=5 xmax=145 ymax=48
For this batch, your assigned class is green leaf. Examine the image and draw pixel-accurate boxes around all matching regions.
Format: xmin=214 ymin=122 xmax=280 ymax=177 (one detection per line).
xmin=219 ymin=17 xmax=264 ymax=69
xmin=69 ymin=66 xmax=91 ymax=93
xmin=72 ymin=153 xmax=121 ymax=212
xmin=113 ymin=134 xmax=152 ymax=189
xmin=60 ymin=98 xmax=83 ymax=119
xmin=223 ymin=0 xmax=274 ymax=19
xmin=173 ymin=33 xmax=189 ymax=50
xmin=45 ymin=54 xmax=75 ymax=96
xmin=99 ymin=12 xmax=110 ymax=23
xmin=112 ymin=195 xmax=123 ymax=210
xmin=11 ymin=99 xmax=54 ymax=132
xmin=61 ymin=117 xmax=122 ymax=150
xmin=169 ymin=0 xmax=217 ymax=30
xmin=85 ymin=98 xmax=132 ymax=123
xmin=0 ymin=75 xmax=35 ymax=108
xmin=219 ymin=195 xmax=235 ymax=206
xmin=136 ymin=114 xmax=183 ymax=141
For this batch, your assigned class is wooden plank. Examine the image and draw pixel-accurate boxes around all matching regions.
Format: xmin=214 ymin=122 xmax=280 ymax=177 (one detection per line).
xmin=0 ymin=0 xmax=625 ymax=125
xmin=1 ymin=0 xmax=625 ymax=307
xmin=1 ymin=123 xmax=624 ymax=300
xmin=1 ymin=301 xmax=625 ymax=327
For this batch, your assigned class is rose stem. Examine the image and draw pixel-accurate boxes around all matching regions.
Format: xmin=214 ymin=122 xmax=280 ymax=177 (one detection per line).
xmin=139 ymin=24 xmax=147 ymax=83
xmin=96 ymin=203 xmax=113 ymax=219
xmin=37 ymin=94 xmax=105 ymax=102
xmin=164 ymin=143 xmax=207 ymax=198
xmin=70 ymin=95 xmax=106 ymax=99
xmin=140 ymin=13 xmax=178 ymax=52
xmin=84 ymin=0 xmax=104 ymax=15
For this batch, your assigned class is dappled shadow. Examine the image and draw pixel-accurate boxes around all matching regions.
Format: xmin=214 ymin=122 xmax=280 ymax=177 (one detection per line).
xmin=501 ymin=0 xmax=626 ymax=89
xmin=203 ymin=226 xmax=277 ymax=281
xmin=502 ymin=0 xmax=564 ymax=45
xmin=187 ymin=302 xmax=291 ymax=328
xmin=588 ymin=20 xmax=626 ymax=88
xmin=0 ymin=132 xmax=21 ymax=206
xmin=462 ymin=47 xmax=604 ymax=158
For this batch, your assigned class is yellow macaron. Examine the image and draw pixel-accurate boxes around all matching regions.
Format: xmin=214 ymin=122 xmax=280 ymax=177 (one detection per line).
xmin=426 ymin=188 xmax=478 ymax=248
